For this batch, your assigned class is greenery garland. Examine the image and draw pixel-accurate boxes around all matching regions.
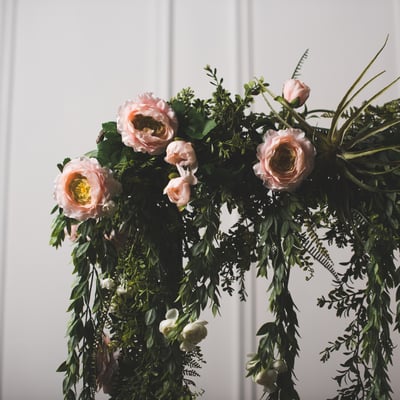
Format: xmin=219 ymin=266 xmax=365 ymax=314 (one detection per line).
xmin=51 ymin=38 xmax=400 ymax=399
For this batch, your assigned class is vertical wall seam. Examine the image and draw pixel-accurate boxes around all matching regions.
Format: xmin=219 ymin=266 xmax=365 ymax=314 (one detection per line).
xmin=155 ymin=0 xmax=174 ymax=98
xmin=0 ymin=0 xmax=17 ymax=396
xmin=233 ymin=1 xmax=243 ymax=397
xmin=234 ymin=0 xmax=255 ymax=398
xmin=393 ymin=0 xmax=400 ymax=92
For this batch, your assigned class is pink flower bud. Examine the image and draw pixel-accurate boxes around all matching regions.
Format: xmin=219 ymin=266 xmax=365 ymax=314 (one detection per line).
xmin=165 ymin=140 xmax=198 ymax=172
xmin=163 ymin=175 xmax=197 ymax=207
xmin=282 ymin=79 xmax=310 ymax=107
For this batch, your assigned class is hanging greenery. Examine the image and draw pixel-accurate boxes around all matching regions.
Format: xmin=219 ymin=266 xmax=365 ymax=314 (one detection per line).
xmin=50 ymin=38 xmax=400 ymax=399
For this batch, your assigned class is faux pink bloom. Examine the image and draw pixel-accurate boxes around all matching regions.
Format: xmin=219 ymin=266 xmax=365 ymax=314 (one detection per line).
xmin=54 ymin=157 xmax=122 ymax=221
xmin=282 ymin=79 xmax=310 ymax=107
xmin=96 ymin=334 xmax=119 ymax=394
xmin=165 ymin=140 xmax=198 ymax=172
xmin=163 ymin=175 xmax=196 ymax=207
xmin=117 ymin=92 xmax=178 ymax=155
xmin=253 ymin=129 xmax=315 ymax=192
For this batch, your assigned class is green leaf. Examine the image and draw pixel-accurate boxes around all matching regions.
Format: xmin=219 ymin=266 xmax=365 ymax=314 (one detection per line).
xmin=102 ymin=121 xmax=118 ymax=133
xmin=328 ymin=35 xmax=390 ymax=142
xmin=256 ymin=322 xmax=275 ymax=336
xmin=56 ymin=361 xmax=67 ymax=372
xmin=74 ymin=242 xmax=91 ymax=260
xmin=186 ymin=109 xmax=216 ymax=139
xmin=70 ymin=279 xmax=88 ymax=300
xmin=145 ymin=308 xmax=157 ymax=326
xmin=96 ymin=129 xmax=126 ymax=166
xmin=49 ymin=214 xmax=67 ymax=247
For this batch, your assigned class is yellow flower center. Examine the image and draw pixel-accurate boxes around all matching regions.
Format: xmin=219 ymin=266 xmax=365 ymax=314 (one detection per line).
xmin=69 ymin=175 xmax=91 ymax=205
xmin=270 ymin=144 xmax=296 ymax=173
xmin=132 ymin=114 xmax=166 ymax=137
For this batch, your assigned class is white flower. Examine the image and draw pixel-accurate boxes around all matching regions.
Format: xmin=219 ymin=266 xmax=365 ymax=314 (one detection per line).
xmin=116 ymin=285 xmax=128 ymax=296
xmin=272 ymin=359 xmax=288 ymax=374
xmin=180 ymin=320 xmax=208 ymax=351
xmin=264 ymin=382 xmax=279 ymax=394
xmin=179 ymin=340 xmax=197 ymax=352
xmin=254 ymin=368 xmax=278 ymax=393
xmin=159 ymin=308 xmax=179 ymax=337
xmin=100 ymin=278 xmax=116 ymax=291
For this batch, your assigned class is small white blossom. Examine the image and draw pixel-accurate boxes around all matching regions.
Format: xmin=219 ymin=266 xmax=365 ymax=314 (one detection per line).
xmin=180 ymin=320 xmax=208 ymax=351
xmin=180 ymin=340 xmax=197 ymax=352
xmin=159 ymin=308 xmax=179 ymax=337
xmin=116 ymin=285 xmax=128 ymax=296
xmin=100 ymin=278 xmax=116 ymax=291
xmin=272 ymin=359 xmax=288 ymax=374
xmin=254 ymin=368 xmax=278 ymax=393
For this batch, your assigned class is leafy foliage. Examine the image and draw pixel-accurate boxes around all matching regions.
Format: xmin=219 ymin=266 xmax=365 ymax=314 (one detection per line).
xmin=50 ymin=41 xmax=400 ymax=399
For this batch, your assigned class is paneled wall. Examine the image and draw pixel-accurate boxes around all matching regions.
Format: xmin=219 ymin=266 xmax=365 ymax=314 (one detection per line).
xmin=0 ymin=1 xmax=399 ymax=399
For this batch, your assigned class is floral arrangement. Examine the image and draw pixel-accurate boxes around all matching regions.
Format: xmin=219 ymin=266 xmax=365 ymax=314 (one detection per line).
xmin=51 ymin=38 xmax=400 ymax=400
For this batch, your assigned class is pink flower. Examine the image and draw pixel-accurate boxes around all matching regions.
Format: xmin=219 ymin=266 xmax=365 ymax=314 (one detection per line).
xmin=54 ymin=157 xmax=122 ymax=221
xmin=117 ymin=92 xmax=178 ymax=155
xmin=96 ymin=334 xmax=119 ymax=394
xmin=165 ymin=140 xmax=198 ymax=173
xmin=163 ymin=175 xmax=196 ymax=207
xmin=282 ymin=79 xmax=310 ymax=107
xmin=253 ymin=129 xmax=315 ymax=192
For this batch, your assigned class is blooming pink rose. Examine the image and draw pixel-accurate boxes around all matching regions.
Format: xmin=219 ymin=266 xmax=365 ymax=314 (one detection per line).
xmin=54 ymin=157 xmax=122 ymax=221
xmin=282 ymin=79 xmax=310 ymax=107
xmin=117 ymin=92 xmax=178 ymax=155
xmin=96 ymin=334 xmax=119 ymax=394
xmin=253 ymin=129 xmax=315 ymax=192
xmin=165 ymin=140 xmax=198 ymax=172
xmin=163 ymin=175 xmax=196 ymax=207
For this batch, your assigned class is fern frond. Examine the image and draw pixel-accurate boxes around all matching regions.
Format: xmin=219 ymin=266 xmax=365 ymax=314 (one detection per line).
xmin=291 ymin=49 xmax=310 ymax=79
xmin=182 ymin=348 xmax=206 ymax=389
xmin=351 ymin=209 xmax=369 ymax=228
xmin=298 ymin=220 xmax=339 ymax=280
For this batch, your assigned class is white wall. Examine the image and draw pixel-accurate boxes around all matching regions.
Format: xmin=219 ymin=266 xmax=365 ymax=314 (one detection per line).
xmin=0 ymin=1 xmax=399 ymax=399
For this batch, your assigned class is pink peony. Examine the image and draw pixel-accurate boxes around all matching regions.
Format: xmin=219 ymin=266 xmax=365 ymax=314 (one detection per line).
xmin=96 ymin=334 xmax=119 ymax=394
xmin=163 ymin=175 xmax=196 ymax=207
xmin=282 ymin=79 xmax=310 ymax=107
xmin=253 ymin=129 xmax=315 ymax=192
xmin=165 ymin=140 xmax=198 ymax=173
xmin=54 ymin=157 xmax=122 ymax=221
xmin=117 ymin=92 xmax=178 ymax=155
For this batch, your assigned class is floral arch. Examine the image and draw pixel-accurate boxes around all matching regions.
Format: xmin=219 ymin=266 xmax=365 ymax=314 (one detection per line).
xmin=51 ymin=40 xmax=400 ymax=400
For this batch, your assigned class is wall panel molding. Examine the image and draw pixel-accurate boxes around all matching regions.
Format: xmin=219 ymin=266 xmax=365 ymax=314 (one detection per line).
xmin=393 ymin=0 xmax=400 ymax=89
xmin=154 ymin=0 xmax=174 ymax=99
xmin=0 ymin=0 xmax=17 ymax=395
xmin=234 ymin=0 xmax=254 ymax=91
xmin=234 ymin=1 xmax=256 ymax=398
